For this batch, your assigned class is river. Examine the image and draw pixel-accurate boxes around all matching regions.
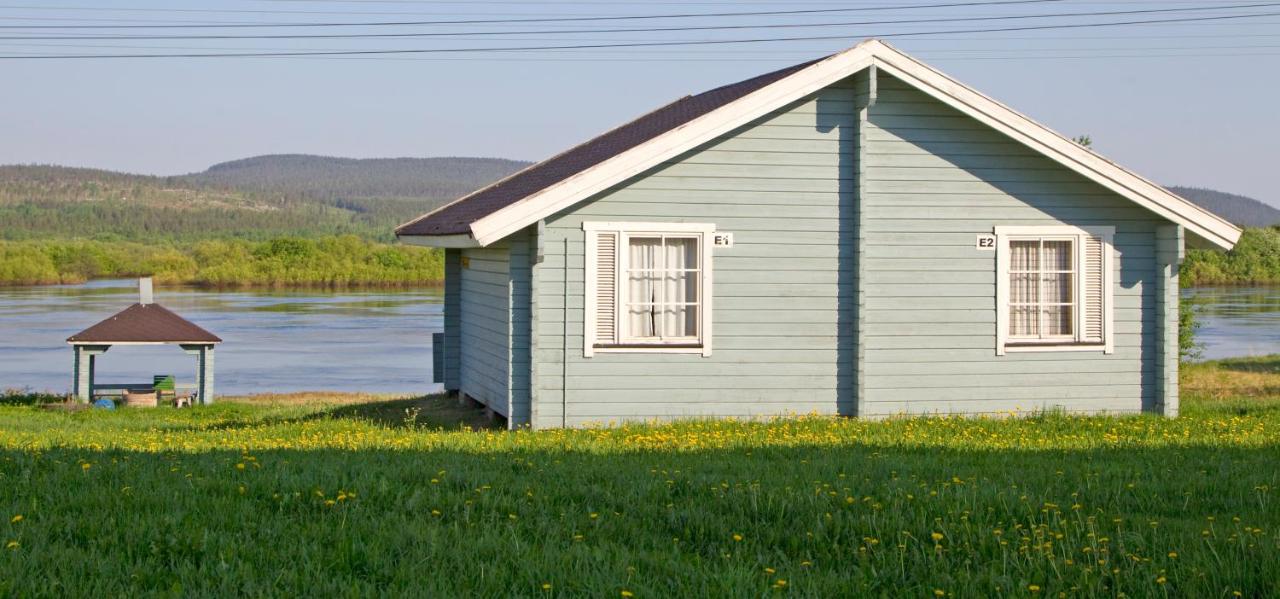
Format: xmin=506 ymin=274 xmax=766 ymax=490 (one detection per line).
xmin=0 ymin=281 xmax=1271 ymax=396
xmin=0 ymin=280 xmax=442 ymax=396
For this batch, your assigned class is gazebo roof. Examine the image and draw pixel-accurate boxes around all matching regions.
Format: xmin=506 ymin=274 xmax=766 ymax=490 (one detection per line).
xmin=67 ymin=302 xmax=222 ymax=345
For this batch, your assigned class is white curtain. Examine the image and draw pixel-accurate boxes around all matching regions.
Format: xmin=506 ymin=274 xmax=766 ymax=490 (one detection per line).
xmin=1009 ymin=240 xmax=1038 ymax=337
xmin=628 ymin=238 xmax=660 ymax=337
xmin=627 ymin=237 xmax=698 ymax=339
xmin=1041 ymin=240 xmax=1073 ymax=336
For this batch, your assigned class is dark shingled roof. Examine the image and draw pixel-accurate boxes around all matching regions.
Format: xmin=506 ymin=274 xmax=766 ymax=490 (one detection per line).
xmin=396 ymin=57 xmax=826 ymax=237
xmin=68 ymin=303 xmax=222 ymax=344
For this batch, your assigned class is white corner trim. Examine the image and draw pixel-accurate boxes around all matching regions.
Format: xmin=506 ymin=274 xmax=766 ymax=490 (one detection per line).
xmin=455 ymin=39 xmax=1237 ymax=251
xmin=397 ymin=233 xmax=481 ymax=248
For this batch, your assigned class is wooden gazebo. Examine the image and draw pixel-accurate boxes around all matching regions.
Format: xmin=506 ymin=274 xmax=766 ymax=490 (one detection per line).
xmin=66 ymin=278 xmax=221 ymax=404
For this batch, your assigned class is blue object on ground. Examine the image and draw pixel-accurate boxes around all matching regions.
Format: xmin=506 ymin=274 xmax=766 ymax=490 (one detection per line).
xmin=93 ymin=399 xmax=115 ymax=410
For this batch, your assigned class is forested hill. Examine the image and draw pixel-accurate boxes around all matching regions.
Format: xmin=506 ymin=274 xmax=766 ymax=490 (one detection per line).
xmin=181 ymin=155 xmax=528 ymax=202
xmin=0 ymin=156 xmax=529 ymax=242
xmin=1169 ymin=186 xmax=1280 ymax=228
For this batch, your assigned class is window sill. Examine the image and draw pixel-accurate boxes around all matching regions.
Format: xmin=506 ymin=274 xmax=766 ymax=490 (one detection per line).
xmin=1002 ymin=343 xmax=1108 ymax=354
xmin=591 ymin=345 xmax=707 ymax=355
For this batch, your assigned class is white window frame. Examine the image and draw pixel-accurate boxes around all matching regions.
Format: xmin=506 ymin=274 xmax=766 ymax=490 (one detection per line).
xmin=994 ymin=225 xmax=1115 ymax=355
xmin=583 ymin=221 xmax=715 ymax=357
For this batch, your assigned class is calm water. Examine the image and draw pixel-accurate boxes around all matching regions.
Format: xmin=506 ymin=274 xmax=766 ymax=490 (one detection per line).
xmin=0 ymin=280 xmax=443 ymax=396
xmin=1183 ymin=286 xmax=1280 ymax=360
xmin=0 ymin=281 xmax=1273 ymax=395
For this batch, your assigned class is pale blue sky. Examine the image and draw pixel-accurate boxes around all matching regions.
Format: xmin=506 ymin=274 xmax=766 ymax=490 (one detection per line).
xmin=1 ymin=0 xmax=1277 ymax=202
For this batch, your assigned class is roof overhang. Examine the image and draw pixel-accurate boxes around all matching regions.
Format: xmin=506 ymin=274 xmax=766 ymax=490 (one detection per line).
xmin=68 ymin=340 xmax=221 ymax=346
xmin=395 ymin=232 xmax=481 ymax=249
xmin=406 ymin=39 xmax=1240 ymax=251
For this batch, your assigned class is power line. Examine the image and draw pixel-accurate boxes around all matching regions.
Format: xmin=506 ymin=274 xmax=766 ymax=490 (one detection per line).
xmin=2 ymin=10 xmax=1278 ymax=59
xmin=2 ymin=1 xmax=1275 ymax=41
xmin=0 ymin=0 xmax=1069 ymax=29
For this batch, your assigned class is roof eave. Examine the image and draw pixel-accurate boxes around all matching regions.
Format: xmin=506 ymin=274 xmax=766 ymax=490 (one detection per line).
xmin=396 ymin=232 xmax=482 ymax=248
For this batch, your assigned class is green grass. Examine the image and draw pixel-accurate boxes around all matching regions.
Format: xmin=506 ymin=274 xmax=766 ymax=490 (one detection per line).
xmin=0 ymin=369 xmax=1277 ymax=597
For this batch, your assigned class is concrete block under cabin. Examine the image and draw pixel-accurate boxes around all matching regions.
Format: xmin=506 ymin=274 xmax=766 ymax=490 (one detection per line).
xmin=395 ymin=39 xmax=1241 ymax=429
xmin=66 ymin=278 xmax=221 ymax=406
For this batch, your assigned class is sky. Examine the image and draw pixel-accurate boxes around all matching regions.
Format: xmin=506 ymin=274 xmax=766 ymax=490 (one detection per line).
xmin=1 ymin=0 xmax=1278 ymax=202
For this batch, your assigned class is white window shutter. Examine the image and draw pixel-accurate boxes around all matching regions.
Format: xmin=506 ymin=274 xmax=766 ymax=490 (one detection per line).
xmin=586 ymin=231 xmax=619 ymax=354
xmin=1082 ymin=235 xmax=1105 ymax=344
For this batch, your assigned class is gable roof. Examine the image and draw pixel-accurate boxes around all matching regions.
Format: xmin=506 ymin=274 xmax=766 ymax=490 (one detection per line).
xmin=396 ymin=39 xmax=1240 ymax=251
xmin=395 ymin=57 xmax=823 ymax=238
xmin=67 ymin=303 xmax=222 ymax=345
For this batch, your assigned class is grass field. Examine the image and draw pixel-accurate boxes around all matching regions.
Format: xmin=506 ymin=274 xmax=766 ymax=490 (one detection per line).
xmin=0 ymin=361 xmax=1277 ymax=596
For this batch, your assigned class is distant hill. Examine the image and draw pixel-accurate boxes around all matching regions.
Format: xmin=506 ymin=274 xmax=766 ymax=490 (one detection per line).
xmin=0 ymin=156 xmax=528 ymax=242
xmin=1168 ymin=186 xmax=1280 ymax=228
xmin=181 ymin=154 xmax=528 ymax=203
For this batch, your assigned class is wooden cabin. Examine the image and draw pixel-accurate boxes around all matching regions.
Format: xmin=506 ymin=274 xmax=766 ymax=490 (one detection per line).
xmin=396 ymin=40 xmax=1240 ymax=429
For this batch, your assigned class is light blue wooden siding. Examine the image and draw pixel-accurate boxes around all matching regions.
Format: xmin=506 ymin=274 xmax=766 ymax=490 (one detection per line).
xmin=508 ymin=229 xmax=534 ymax=427
xmin=441 ymin=250 xmax=461 ymax=391
xmin=859 ymin=71 xmax=1165 ymax=416
xmin=459 ymin=243 xmax=512 ymax=416
xmin=530 ymin=80 xmax=859 ymax=428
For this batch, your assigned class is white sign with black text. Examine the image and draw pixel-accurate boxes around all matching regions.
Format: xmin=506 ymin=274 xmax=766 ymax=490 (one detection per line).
xmin=975 ymin=233 xmax=996 ymax=251
xmin=713 ymin=232 xmax=734 ymax=248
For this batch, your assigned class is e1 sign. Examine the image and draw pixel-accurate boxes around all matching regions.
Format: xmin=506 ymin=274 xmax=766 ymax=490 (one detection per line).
xmin=975 ymin=234 xmax=996 ymax=251
xmin=713 ymin=232 xmax=734 ymax=248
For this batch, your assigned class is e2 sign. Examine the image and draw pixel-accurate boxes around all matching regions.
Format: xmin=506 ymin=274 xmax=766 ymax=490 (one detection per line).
xmin=975 ymin=234 xmax=996 ymax=251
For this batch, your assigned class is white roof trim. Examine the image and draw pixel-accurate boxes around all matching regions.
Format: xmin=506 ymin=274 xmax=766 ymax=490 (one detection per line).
xmin=466 ymin=39 xmax=1239 ymax=250
xmin=867 ymin=42 xmax=1239 ymax=250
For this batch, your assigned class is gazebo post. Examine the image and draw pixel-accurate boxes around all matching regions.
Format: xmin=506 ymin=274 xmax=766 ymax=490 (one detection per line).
xmin=72 ymin=345 xmax=110 ymax=403
xmin=183 ymin=343 xmax=216 ymax=405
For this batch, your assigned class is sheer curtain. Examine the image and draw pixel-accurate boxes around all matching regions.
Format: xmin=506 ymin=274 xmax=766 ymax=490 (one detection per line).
xmin=628 ymin=238 xmax=660 ymax=337
xmin=627 ymin=237 xmax=697 ymax=339
xmin=1009 ymin=240 xmax=1038 ymax=337
xmin=1042 ymin=240 xmax=1073 ymax=336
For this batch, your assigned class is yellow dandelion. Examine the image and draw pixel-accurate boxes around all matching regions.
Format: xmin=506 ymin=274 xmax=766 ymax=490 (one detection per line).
xmin=931 ymin=532 xmax=944 ymax=542
xmin=9 ymin=515 xmax=21 ymax=524
xmin=541 ymin=583 xmax=552 ymax=591
xmin=1167 ymin=551 xmax=1178 ymax=558
xmin=934 ymin=590 xmax=946 ymax=597
xmin=732 ymin=534 xmax=743 ymax=542
xmin=1028 ymin=585 xmax=1041 ymax=592
xmin=235 ymin=463 xmax=245 ymax=470
xmin=5 ymin=541 xmax=16 ymax=550
xmin=620 ymin=591 xmax=634 ymax=598
xmin=324 ymin=499 xmax=336 ymax=507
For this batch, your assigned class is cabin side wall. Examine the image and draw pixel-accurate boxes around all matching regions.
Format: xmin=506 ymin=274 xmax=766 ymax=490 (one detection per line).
xmin=458 ymin=242 xmax=512 ymax=417
xmin=528 ymin=80 xmax=861 ymax=428
xmin=858 ymin=70 xmax=1169 ymax=416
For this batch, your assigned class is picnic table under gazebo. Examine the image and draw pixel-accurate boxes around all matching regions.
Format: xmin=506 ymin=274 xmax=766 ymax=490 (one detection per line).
xmin=66 ymin=278 xmax=221 ymax=405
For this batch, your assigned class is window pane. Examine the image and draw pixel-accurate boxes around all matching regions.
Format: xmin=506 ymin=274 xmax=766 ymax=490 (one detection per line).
xmin=629 ymin=237 xmax=661 ymax=270
xmin=1043 ymin=272 xmax=1072 ymax=304
xmin=1010 ymin=273 xmax=1038 ymax=304
xmin=627 ymin=271 xmax=659 ymax=305
xmin=661 ymin=305 xmax=698 ymax=338
xmin=1044 ymin=305 xmax=1073 ymax=336
xmin=665 ymin=237 xmax=697 ymax=270
xmin=1043 ymin=240 xmax=1072 ymax=270
xmin=1010 ymin=240 xmax=1038 ymax=270
xmin=1010 ymin=306 xmax=1039 ymax=336
xmin=627 ymin=305 xmax=656 ymax=338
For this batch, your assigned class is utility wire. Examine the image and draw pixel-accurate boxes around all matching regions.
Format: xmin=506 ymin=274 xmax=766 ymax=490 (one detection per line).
xmin=3 ymin=2 xmax=1275 ymax=41
xmin=1 ymin=10 xmax=1277 ymax=59
xmin=0 ymin=0 xmax=1070 ymax=29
